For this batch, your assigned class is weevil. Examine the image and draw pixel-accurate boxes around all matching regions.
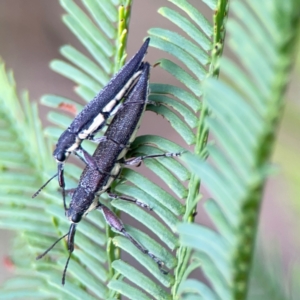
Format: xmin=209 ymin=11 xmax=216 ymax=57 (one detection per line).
xmin=36 ymin=62 xmax=181 ymax=284
xmin=33 ymin=38 xmax=150 ymax=210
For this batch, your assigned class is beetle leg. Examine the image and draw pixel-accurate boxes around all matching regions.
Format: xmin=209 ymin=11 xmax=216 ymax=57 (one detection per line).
xmin=90 ymin=136 xmax=107 ymax=144
xmin=64 ymin=188 xmax=77 ymax=197
xmin=97 ymin=203 xmax=168 ymax=274
xmin=32 ymin=164 xmax=67 ymax=211
xmin=146 ymin=100 xmax=158 ymax=106
xmin=107 ymin=190 xmax=151 ymax=210
xmin=74 ymin=148 xmax=118 ymax=179
xmin=57 ymin=163 xmax=67 ymax=211
xmin=75 ymin=147 xmax=99 ymax=169
xmin=123 ymin=151 xmax=182 ymax=166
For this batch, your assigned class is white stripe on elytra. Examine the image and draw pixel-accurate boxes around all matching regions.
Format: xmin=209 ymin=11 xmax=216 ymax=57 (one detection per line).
xmin=66 ymin=137 xmax=82 ymax=153
xmin=78 ymin=70 xmax=143 ymax=140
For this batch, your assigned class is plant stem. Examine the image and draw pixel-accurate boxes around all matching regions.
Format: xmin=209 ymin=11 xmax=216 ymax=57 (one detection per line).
xmin=172 ymin=1 xmax=229 ymax=297
xmin=107 ymin=0 xmax=132 ymax=287
xmin=235 ymin=13 xmax=300 ymax=298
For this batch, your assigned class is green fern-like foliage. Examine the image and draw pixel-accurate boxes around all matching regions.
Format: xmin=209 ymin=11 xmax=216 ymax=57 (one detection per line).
xmin=37 ymin=0 xmax=222 ymax=299
xmin=0 ymin=1 xmax=137 ymax=299
xmin=1 ymin=0 xmax=299 ymax=299
xmin=178 ymin=0 xmax=300 ymax=299
xmin=0 ymin=0 xmax=219 ymax=298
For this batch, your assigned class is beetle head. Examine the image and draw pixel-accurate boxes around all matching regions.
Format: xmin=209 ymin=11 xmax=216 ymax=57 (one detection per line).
xmin=53 ymin=131 xmax=78 ymax=162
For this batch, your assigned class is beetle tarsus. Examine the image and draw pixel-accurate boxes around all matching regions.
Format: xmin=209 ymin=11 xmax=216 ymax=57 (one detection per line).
xmin=123 ymin=151 xmax=182 ymax=166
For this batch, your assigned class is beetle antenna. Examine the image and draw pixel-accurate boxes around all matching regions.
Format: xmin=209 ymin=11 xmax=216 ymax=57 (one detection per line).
xmin=36 ymin=232 xmax=68 ymax=260
xmin=32 ymin=173 xmax=58 ymax=198
xmin=62 ymin=252 xmax=72 ymax=285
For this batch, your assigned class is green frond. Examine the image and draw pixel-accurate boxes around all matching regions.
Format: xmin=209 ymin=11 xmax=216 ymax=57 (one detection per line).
xmin=4 ymin=0 xmax=200 ymax=297
xmin=0 ymin=56 xmax=111 ymax=299
xmin=28 ymin=0 xmax=220 ymax=298
xmin=179 ymin=0 xmax=300 ymax=299
xmin=99 ymin=0 xmax=228 ymax=298
xmin=0 ymin=0 xmax=131 ymax=298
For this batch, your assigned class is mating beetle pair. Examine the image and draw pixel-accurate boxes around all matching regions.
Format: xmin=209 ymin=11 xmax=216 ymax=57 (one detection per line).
xmin=33 ymin=38 xmax=150 ymax=210
xmin=35 ymin=39 xmax=181 ymax=284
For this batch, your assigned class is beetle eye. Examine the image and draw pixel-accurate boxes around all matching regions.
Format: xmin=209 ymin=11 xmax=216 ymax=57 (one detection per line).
xmin=71 ymin=213 xmax=82 ymax=223
xmin=56 ymin=152 xmax=66 ymax=162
